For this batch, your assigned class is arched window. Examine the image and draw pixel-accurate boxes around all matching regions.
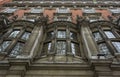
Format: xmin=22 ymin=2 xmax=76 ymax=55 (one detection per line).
xmin=90 ymin=22 xmax=116 ymax=57
xmin=42 ymin=30 xmax=79 ymax=56
xmin=0 ymin=21 xmax=33 ymax=58
xmin=41 ymin=22 xmax=81 ymax=62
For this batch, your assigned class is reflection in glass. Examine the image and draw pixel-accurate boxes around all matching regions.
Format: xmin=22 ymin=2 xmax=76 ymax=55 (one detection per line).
xmin=9 ymin=30 xmax=20 ymax=38
xmin=98 ymin=43 xmax=110 ymax=55
xmin=93 ymin=32 xmax=103 ymax=41
xmin=104 ymin=31 xmax=116 ymax=38
xmin=57 ymin=31 xmax=66 ymax=38
xmin=0 ymin=41 xmax=11 ymax=52
xmin=112 ymin=42 xmax=120 ymax=52
xmin=21 ymin=32 xmax=31 ymax=40
xmin=71 ymin=43 xmax=79 ymax=55
xmin=9 ymin=42 xmax=24 ymax=57
xmin=56 ymin=41 xmax=66 ymax=55
xmin=70 ymin=32 xmax=77 ymax=40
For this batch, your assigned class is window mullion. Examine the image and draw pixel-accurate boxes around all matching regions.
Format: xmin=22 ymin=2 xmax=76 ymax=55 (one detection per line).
xmin=98 ymin=28 xmax=106 ymax=40
xmin=2 ymin=29 xmax=13 ymax=39
xmin=54 ymin=26 xmax=57 ymax=55
xmin=17 ymin=29 xmax=25 ymax=39
xmin=66 ymin=26 xmax=71 ymax=55
xmin=111 ymin=28 xmax=120 ymax=38
xmin=99 ymin=28 xmax=116 ymax=54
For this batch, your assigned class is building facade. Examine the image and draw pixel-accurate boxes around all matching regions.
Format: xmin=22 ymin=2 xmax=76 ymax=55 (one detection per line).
xmin=0 ymin=0 xmax=120 ymax=77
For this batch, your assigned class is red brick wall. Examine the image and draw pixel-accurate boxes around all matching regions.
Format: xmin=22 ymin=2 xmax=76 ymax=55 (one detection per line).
xmin=0 ymin=0 xmax=11 ymax=5
xmin=0 ymin=1 xmax=114 ymax=23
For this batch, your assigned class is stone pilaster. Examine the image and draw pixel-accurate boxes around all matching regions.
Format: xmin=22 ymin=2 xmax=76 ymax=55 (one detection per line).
xmin=6 ymin=65 xmax=26 ymax=77
xmin=6 ymin=59 xmax=30 ymax=77
xmin=91 ymin=59 xmax=113 ymax=77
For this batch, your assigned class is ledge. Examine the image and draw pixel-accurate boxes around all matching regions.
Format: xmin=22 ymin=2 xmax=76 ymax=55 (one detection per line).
xmin=90 ymin=58 xmax=113 ymax=66
xmin=7 ymin=58 xmax=32 ymax=66
xmin=28 ymin=62 xmax=91 ymax=70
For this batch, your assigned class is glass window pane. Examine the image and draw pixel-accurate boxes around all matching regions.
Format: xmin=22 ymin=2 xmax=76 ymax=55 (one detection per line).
xmin=42 ymin=42 xmax=52 ymax=56
xmin=2 ymin=8 xmax=17 ymax=13
xmin=57 ymin=31 xmax=66 ymax=38
xmin=44 ymin=42 xmax=52 ymax=53
xmin=83 ymin=8 xmax=96 ymax=13
xmin=71 ymin=43 xmax=79 ymax=56
xmin=70 ymin=32 xmax=77 ymax=40
xmin=104 ymin=31 xmax=116 ymax=38
xmin=112 ymin=42 xmax=120 ymax=53
xmin=57 ymin=8 xmax=70 ymax=13
xmin=9 ymin=30 xmax=20 ymax=38
xmin=93 ymin=32 xmax=103 ymax=41
xmin=71 ymin=43 xmax=76 ymax=55
xmin=30 ymin=8 xmax=43 ymax=13
xmin=110 ymin=8 xmax=120 ymax=13
xmin=9 ymin=42 xmax=24 ymax=57
xmin=48 ymin=43 xmax=51 ymax=53
xmin=47 ymin=31 xmax=54 ymax=40
xmin=21 ymin=32 xmax=31 ymax=40
xmin=98 ymin=43 xmax=110 ymax=55
xmin=0 ymin=41 xmax=11 ymax=52
xmin=56 ymin=41 xmax=66 ymax=55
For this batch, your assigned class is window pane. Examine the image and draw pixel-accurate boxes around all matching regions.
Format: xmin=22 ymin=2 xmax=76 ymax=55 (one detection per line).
xmin=57 ymin=31 xmax=66 ymax=38
xmin=104 ymin=31 xmax=116 ymax=38
xmin=83 ymin=8 xmax=96 ymax=13
xmin=21 ymin=32 xmax=31 ymax=40
xmin=98 ymin=43 xmax=110 ymax=55
xmin=112 ymin=42 xmax=120 ymax=53
xmin=30 ymin=8 xmax=43 ymax=13
xmin=71 ymin=43 xmax=79 ymax=56
xmin=0 ymin=41 xmax=11 ymax=52
xmin=70 ymin=32 xmax=77 ymax=40
xmin=54 ymin=17 xmax=71 ymax=21
xmin=56 ymin=41 xmax=66 ymax=55
xmin=71 ymin=43 xmax=75 ymax=55
xmin=47 ymin=31 xmax=54 ymax=40
xmin=110 ymin=8 xmax=120 ymax=13
xmin=9 ymin=30 xmax=20 ymax=38
xmin=9 ymin=42 xmax=24 ymax=57
xmin=57 ymin=8 xmax=70 ymax=13
xmin=93 ymin=32 xmax=103 ymax=41
xmin=44 ymin=42 xmax=52 ymax=53
xmin=48 ymin=43 xmax=51 ymax=53
xmin=2 ymin=8 xmax=17 ymax=13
